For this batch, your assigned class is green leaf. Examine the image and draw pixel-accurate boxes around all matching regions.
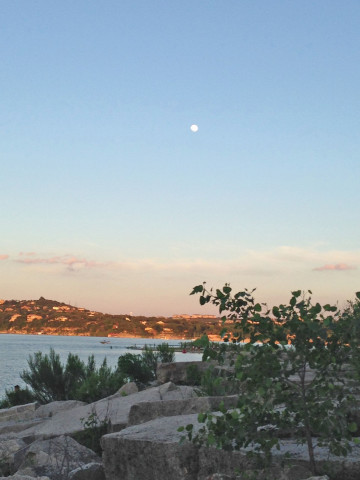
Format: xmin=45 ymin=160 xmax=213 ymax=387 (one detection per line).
xmin=292 ymin=290 xmax=302 ymax=298
xmin=290 ymin=296 xmax=296 ymax=307
xmin=190 ymin=285 xmax=204 ymax=295
xmin=314 ymin=303 xmax=321 ymax=314
xmin=356 ymin=292 xmax=360 ymax=300
xmin=185 ymin=424 xmax=193 ymax=432
xmin=254 ymin=303 xmax=262 ymax=312
xmin=177 ymin=426 xmax=184 ymax=432
xmin=223 ymin=285 xmax=232 ymax=295
xmin=198 ymin=413 xmax=206 ymax=423
xmin=348 ymin=422 xmax=358 ymax=433
xmin=272 ymin=306 xmax=280 ymax=318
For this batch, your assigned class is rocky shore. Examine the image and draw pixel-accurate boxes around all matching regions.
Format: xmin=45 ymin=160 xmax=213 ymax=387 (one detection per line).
xmin=0 ymin=361 xmax=359 ymax=480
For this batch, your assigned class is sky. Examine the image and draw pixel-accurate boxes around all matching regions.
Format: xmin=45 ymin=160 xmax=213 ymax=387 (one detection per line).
xmin=1 ymin=1 xmax=360 ymax=316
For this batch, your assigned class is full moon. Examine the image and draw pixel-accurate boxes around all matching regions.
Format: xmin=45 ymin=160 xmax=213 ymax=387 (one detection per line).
xmin=190 ymin=124 xmax=199 ymax=132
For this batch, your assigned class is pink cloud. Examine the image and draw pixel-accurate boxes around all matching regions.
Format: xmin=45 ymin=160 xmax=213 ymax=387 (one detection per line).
xmin=16 ymin=254 xmax=105 ymax=271
xmin=313 ymin=263 xmax=356 ymax=271
xmin=19 ymin=252 xmax=36 ymax=256
xmin=0 ymin=255 xmax=9 ymax=261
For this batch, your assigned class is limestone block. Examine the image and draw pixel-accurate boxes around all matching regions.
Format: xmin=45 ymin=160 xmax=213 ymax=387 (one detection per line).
xmin=0 ymin=404 xmax=38 ymax=423
xmin=18 ymin=386 xmax=162 ymax=441
xmin=35 ymin=401 xmax=86 ymax=419
xmin=0 ymin=475 xmax=51 ymax=480
xmin=157 ymin=361 xmax=216 ymax=385
xmin=69 ymin=462 xmax=105 ymax=480
xmin=16 ymin=435 xmax=100 ymax=479
xmin=128 ymin=395 xmax=238 ymax=426
xmin=0 ymin=435 xmax=27 ymax=476
xmin=101 ymin=414 xmax=200 ymax=480
xmin=116 ymin=381 xmax=138 ymax=396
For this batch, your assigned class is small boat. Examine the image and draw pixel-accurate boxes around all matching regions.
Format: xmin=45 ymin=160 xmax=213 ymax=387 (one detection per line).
xmin=100 ymin=340 xmax=110 ymax=344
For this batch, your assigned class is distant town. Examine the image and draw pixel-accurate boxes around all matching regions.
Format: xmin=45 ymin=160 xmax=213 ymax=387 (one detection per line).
xmin=0 ymin=297 xmax=224 ymax=340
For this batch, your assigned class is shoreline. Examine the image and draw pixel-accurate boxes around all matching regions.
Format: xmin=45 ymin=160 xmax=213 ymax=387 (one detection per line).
xmin=0 ymin=331 xmax=222 ymax=342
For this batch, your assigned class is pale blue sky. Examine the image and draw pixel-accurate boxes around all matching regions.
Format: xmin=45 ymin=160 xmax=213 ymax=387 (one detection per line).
xmin=1 ymin=1 xmax=359 ymax=315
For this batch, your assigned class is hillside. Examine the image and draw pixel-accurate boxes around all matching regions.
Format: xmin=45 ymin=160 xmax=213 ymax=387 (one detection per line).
xmin=0 ymin=297 xmax=222 ymax=340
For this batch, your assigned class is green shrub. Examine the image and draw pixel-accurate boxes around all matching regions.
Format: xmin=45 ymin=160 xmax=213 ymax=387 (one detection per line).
xmin=21 ymin=348 xmax=69 ymax=403
xmin=117 ymin=343 xmax=175 ymax=385
xmin=0 ymin=386 xmax=35 ymax=409
xmin=182 ymin=285 xmax=360 ymax=475
xmin=156 ymin=343 xmax=175 ymax=363
xmin=186 ymin=364 xmax=202 ymax=386
xmin=73 ymin=358 xmax=125 ymax=403
xmin=21 ymin=348 xmax=124 ymax=404
xmin=117 ymin=353 xmax=153 ymax=385
xmin=73 ymin=409 xmax=109 ymax=455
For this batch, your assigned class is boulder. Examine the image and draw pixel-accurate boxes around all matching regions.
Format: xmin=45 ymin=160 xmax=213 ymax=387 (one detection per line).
xmin=101 ymin=414 xmax=200 ymax=480
xmin=16 ymin=435 xmax=100 ymax=479
xmin=0 ymin=475 xmax=50 ymax=480
xmin=101 ymin=413 xmax=360 ymax=480
xmin=157 ymin=361 xmax=216 ymax=384
xmin=302 ymin=477 xmax=329 ymax=480
xmin=128 ymin=395 xmax=238 ymax=426
xmin=159 ymin=382 xmax=196 ymax=401
xmin=69 ymin=462 xmax=105 ymax=480
xmin=0 ymin=404 xmax=38 ymax=423
xmin=0 ymin=418 xmax=44 ymax=436
xmin=116 ymin=382 xmax=138 ymax=396
xmin=0 ymin=434 xmax=27 ymax=476
xmin=18 ymin=385 xmax=164 ymax=441
xmin=35 ymin=401 xmax=86 ymax=419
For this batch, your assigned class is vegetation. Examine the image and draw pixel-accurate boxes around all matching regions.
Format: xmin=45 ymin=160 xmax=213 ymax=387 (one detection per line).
xmin=73 ymin=409 xmax=109 ymax=455
xmin=0 ymin=297 xmax=220 ymax=338
xmin=180 ymin=284 xmax=360 ymax=476
xmin=1 ymin=342 xmax=176 ymax=407
xmin=19 ymin=348 xmax=125 ymax=404
xmin=117 ymin=343 xmax=175 ymax=386
xmin=0 ymin=386 xmax=35 ymax=409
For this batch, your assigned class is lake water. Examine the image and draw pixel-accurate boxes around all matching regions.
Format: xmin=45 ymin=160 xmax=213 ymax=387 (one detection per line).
xmin=0 ymin=334 xmax=202 ymax=399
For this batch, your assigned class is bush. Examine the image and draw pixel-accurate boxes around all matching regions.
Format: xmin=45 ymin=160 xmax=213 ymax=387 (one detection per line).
xmin=117 ymin=353 xmax=154 ymax=385
xmin=182 ymin=285 xmax=360 ymax=475
xmin=157 ymin=343 xmax=175 ymax=363
xmin=117 ymin=343 xmax=175 ymax=385
xmin=0 ymin=386 xmax=35 ymax=409
xmin=20 ymin=348 xmax=124 ymax=404
xmin=73 ymin=358 xmax=124 ymax=403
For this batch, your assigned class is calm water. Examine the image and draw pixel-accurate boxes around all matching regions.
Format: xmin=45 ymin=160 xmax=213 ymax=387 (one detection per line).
xmin=0 ymin=334 xmax=202 ymax=398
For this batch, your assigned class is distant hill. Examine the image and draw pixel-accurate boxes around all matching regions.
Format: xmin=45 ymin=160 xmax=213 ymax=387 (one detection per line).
xmin=0 ymin=297 xmax=222 ymax=340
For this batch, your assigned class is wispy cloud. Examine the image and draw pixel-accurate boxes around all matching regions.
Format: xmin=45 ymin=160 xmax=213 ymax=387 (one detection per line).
xmin=16 ymin=255 xmax=106 ymax=271
xmin=313 ymin=263 xmax=356 ymax=271
xmin=11 ymin=245 xmax=360 ymax=277
xmin=0 ymin=255 xmax=9 ymax=261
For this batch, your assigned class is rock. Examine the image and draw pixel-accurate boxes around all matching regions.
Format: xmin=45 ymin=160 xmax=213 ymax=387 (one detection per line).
xmin=203 ymin=475 xmax=237 ymax=480
xmin=128 ymin=395 xmax=238 ymax=426
xmin=157 ymin=361 xmax=216 ymax=385
xmin=0 ymin=475 xmax=51 ymax=480
xmin=0 ymin=418 xmax=44 ymax=436
xmin=101 ymin=415 xmax=200 ymax=480
xmin=69 ymin=462 xmax=105 ymax=480
xmin=116 ymin=382 xmax=138 ymax=396
xmin=18 ymin=385 xmax=164 ymax=441
xmin=35 ymin=401 xmax=86 ymax=419
xmin=0 ymin=404 xmax=38 ymax=423
xmin=302 ymin=477 xmax=329 ymax=480
xmin=16 ymin=435 xmax=100 ymax=479
xmin=101 ymin=413 xmax=360 ymax=480
xmin=159 ymin=382 xmax=197 ymax=401
xmin=0 ymin=435 xmax=27 ymax=476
